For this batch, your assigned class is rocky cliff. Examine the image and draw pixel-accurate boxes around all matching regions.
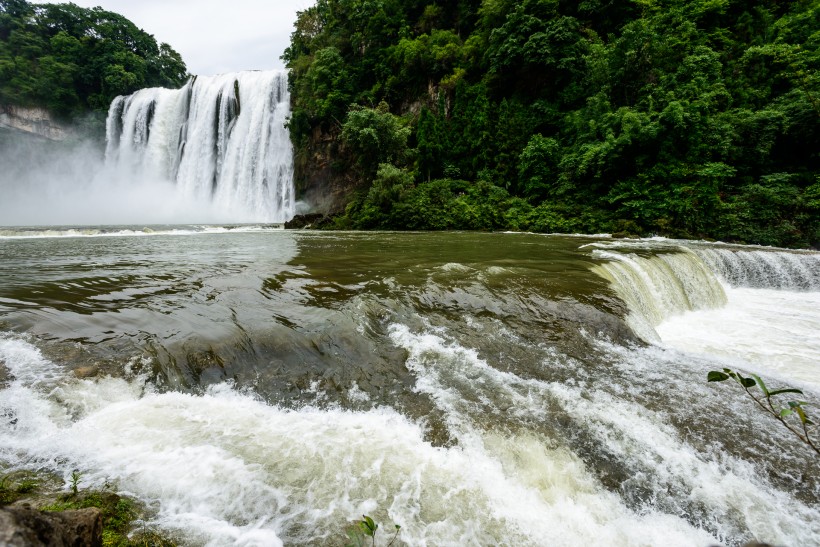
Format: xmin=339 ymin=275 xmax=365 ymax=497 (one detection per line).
xmin=0 ymin=105 xmax=74 ymax=141
xmin=0 ymin=506 xmax=102 ymax=546
xmin=294 ymin=125 xmax=360 ymax=215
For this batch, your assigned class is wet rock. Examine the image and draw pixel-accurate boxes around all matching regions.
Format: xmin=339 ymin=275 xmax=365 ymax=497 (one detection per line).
xmin=0 ymin=363 xmax=10 ymax=389
xmin=284 ymin=213 xmax=325 ymax=229
xmin=0 ymin=505 xmax=102 ymax=546
xmin=73 ymin=366 xmax=99 ymax=379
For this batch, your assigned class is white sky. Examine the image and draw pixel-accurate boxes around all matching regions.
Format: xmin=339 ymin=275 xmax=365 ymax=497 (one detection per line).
xmin=47 ymin=0 xmax=315 ymax=76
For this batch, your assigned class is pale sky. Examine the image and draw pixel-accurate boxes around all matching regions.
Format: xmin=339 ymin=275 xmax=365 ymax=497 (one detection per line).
xmin=48 ymin=0 xmax=315 ymax=76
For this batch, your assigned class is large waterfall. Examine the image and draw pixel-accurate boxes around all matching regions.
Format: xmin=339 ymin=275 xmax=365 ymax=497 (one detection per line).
xmin=105 ymin=71 xmax=294 ymax=223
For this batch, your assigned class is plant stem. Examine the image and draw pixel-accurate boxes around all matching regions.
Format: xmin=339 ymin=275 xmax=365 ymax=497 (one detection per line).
xmin=743 ymin=387 xmax=820 ymax=456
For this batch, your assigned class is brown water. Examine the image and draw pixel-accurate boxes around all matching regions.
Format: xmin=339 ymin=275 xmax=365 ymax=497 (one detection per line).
xmin=0 ymin=228 xmax=817 ymax=546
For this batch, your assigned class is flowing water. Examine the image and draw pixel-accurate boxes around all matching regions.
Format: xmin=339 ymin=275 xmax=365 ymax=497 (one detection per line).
xmin=106 ymin=71 xmax=295 ymax=223
xmin=0 ymin=71 xmax=295 ymax=227
xmin=0 ymin=229 xmax=818 ymax=546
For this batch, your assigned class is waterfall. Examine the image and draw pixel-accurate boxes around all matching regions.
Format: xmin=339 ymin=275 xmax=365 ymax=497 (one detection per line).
xmin=591 ymin=248 xmax=727 ymax=341
xmin=105 ymin=71 xmax=294 ymax=223
xmin=693 ymin=247 xmax=820 ymax=290
xmin=589 ymin=241 xmax=820 ymax=342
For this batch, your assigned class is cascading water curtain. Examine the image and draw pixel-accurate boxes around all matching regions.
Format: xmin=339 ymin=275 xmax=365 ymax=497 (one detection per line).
xmin=105 ymin=71 xmax=295 ymax=223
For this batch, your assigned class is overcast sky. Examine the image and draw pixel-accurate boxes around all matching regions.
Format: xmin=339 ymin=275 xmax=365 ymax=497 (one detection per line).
xmin=50 ymin=0 xmax=314 ymax=75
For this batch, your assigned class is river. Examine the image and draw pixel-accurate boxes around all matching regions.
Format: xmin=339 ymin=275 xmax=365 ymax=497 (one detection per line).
xmin=0 ymin=227 xmax=818 ymax=546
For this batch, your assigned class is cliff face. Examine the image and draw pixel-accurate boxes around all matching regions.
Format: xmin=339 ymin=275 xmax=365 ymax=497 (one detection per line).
xmin=291 ymin=90 xmax=438 ymax=217
xmin=0 ymin=105 xmax=74 ymax=141
xmin=294 ymin=125 xmax=360 ymax=215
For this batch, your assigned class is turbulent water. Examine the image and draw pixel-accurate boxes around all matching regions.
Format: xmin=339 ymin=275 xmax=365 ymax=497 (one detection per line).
xmin=104 ymin=71 xmax=294 ymax=222
xmin=0 ymin=229 xmax=818 ymax=546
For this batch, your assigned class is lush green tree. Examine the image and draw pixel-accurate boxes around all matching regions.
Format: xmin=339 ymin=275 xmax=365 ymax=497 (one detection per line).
xmin=353 ymin=163 xmax=415 ymax=228
xmin=285 ymin=0 xmax=820 ymax=247
xmin=341 ymin=101 xmax=410 ymax=176
xmin=0 ymin=0 xmax=187 ymax=117
xmin=518 ymin=134 xmax=561 ymax=200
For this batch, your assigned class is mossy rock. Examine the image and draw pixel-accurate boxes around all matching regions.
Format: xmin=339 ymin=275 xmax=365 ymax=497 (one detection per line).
xmin=41 ymin=492 xmax=176 ymax=547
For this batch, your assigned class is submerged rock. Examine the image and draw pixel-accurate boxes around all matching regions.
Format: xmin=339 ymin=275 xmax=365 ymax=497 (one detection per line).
xmin=72 ymin=365 xmax=99 ymax=379
xmin=0 ymin=505 xmax=102 ymax=546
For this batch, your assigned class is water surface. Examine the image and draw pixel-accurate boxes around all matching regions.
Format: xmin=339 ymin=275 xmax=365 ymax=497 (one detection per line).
xmin=1 ymin=228 xmax=818 ymax=546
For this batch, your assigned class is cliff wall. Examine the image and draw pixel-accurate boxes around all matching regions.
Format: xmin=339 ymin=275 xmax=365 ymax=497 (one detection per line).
xmin=294 ymin=125 xmax=360 ymax=215
xmin=0 ymin=105 xmax=74 ymax=141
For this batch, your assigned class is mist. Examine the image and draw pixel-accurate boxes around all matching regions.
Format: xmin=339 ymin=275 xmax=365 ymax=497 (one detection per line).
xmin=0 ymin=71 xmax=296 ymax=227
xmin=0 ymin=133 xmax=243 ymax=227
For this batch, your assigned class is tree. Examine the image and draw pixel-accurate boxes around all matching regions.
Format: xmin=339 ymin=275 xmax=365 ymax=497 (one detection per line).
xmin=517 ymin=134 xmax=561 ymax=200
xmin=0 ymin=0 xmax=187 ymax=117
xmin=341 ymin=102 xmax=410 ymax=176
xmin=283 ymin=0 xmax=820 ymax=247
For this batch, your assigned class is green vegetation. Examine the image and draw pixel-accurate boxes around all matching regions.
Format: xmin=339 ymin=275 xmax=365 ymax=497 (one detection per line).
xmin=43 ymin=492 xmax=137 ymax=546
xmin=2 ymin=467 xmax=175 ymax=546
xmin=0 ymin=471 xmax=38 ymax=504
xmin=284 ymin=0 xmax=820 ymax=247
xmin=0 ymin=0 xmax=187 ymax=117
xmin=69 ymin=469 xmax=81 ymax=495
xmin=708 ymin=368 xmax=818 ymax=455
xmin=346 ymin=514 xmax=401 ymax=547
xmin=43 ymin=490 xmax=176 ymax=546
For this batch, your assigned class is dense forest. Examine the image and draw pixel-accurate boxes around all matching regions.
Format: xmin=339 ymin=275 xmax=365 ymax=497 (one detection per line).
xmin=0 ymin=0 xmax=187 ymax=118
xmin=284 ymin=0 xmax=820 ymax=247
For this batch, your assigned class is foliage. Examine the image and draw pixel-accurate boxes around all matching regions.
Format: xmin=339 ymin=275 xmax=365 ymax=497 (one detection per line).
xmin=70 ymin=469 xmax=81 ymax=495
xmin=0 ymin=0 xmax=187 ymax=117
xmin=341 ymin=102 xmax=411 ymax=176
xmin=345 ymin=514 xmax=401 ymax=547
xmin=708 ymin=368 xmax=818 ymax=456
xmin=285 ymin=0 xmax=820 ymax=247
xmin=0 ymin=472 xmax=38 ymax=504
xmin=43 ymin=487 xmax=177 ymax=546
xmin=1 ymin=466 xmax=175 ymax=545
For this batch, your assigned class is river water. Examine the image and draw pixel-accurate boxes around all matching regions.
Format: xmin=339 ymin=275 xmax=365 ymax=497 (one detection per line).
xmin=0 ymin=227 xmax=817 ymax=546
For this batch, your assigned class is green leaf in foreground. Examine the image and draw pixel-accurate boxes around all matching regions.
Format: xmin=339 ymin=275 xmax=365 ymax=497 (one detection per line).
xmin=706 ymin=369 xmax=818 ymax=456
xmin=707 ymin=371 xmax=729 ymax=382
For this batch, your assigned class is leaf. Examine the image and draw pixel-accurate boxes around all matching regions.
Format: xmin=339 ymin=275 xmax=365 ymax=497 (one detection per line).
xmin=363 ymin=515 xmax=377 ymax=533
xmin=795 ymin=406 xmax=809 ymax=425
xmin=780 ymin=408 xmax=794 ymax=418
xmin=358 ymin=521 xmax=374 ymax=537
xmin=740 ymin=377 xmax=756 ymax=389
xmin=751 ymin=374 xmax=769 ymax=395
xmin=346 ymin=528 xmax=365 ymax=547
xmin=768 ymin=388 xmax=804 ymax=397
xmin=707 ymin=371 xmax=729 ymax=382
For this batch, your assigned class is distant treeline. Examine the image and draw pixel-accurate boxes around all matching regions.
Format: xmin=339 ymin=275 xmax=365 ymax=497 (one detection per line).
xmin=0 ymin=0 xmax=187 ymax=117
xmin=284 ymin=0 xmax=820 ymax=247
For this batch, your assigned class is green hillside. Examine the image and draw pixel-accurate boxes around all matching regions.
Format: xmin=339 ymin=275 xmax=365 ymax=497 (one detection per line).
xmin=284 ymin=0 xmax=820 ymax=247
xmin=0 ymin=0 xmax=187 ymax=117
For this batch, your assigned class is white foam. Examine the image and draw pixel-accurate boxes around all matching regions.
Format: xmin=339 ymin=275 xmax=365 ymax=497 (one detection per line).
xmin=656 ymin=287 xmax=820 ymax=390
xmin=4 ymin=304 xmax=819 ymax=546
xmin=0 ymin=225 xmax=284 ymax=240
xmin=388 ymin=323 xmax=820 ymax=545
xmin=0 ymin=332 xmax=718 ymax=546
